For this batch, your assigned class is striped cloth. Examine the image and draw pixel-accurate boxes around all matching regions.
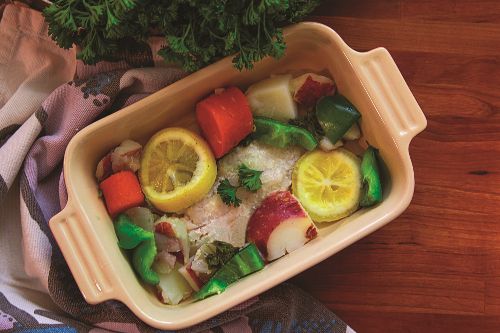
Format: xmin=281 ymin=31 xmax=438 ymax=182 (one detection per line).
xmin=0 ymin=4 xmax=354 ymax=333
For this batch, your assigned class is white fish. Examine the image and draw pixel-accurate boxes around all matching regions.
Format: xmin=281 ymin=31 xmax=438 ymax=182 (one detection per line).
xmin=186 ymin=142 xmax=303 ymax=247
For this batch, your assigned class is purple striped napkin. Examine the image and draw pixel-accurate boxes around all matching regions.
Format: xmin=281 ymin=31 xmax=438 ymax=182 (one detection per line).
xmin=0 ymin=4 xmax=354 ymax=333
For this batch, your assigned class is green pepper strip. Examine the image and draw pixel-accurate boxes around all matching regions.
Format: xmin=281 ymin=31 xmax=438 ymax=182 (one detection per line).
xmin=132 ymin=237 xmax=160 ymax=285
xmin=360 ymin=146 xmax=383 ymax=207
xmin=252 ymin=116 xmax=318 ymax=151
xmin=316 ymin=94 xmax=361 ymax=144
xmin=195 ymin=243 xmax=265 ymax=300
xmin=114 ymin=214 xmax=159 ymax=285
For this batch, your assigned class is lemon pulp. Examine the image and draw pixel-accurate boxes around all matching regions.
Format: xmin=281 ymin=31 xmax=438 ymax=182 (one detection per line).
xmin=140 ymin=128 xmax=216 ymax=212
xmin=292 ymin=149 xmax=361 ymax=222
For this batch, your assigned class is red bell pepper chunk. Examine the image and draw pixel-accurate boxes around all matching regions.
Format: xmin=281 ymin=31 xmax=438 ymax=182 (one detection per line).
xmin=99 ymin=171 xmax=144 ymax=217
xmin=196 ymin=87 xmax=253 ymax=158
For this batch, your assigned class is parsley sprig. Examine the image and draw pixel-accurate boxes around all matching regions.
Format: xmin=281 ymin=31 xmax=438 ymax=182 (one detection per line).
xmin=217 ymin=179 xmax=241 ymax=207
xmin=238 ymin=164 xmax=263 ymax=192
xmin=217 ymin=164 xmax=263 ymax=206
xmin=43 ymin=0 xmax=322 ymax=72
xmin=289 ymin=111 xmax=325 ymax=141
xmin=204 ymin=241 xmax=238 ymax=270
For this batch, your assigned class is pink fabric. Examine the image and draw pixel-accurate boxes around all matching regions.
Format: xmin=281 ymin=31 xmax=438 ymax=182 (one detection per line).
xmin=0 ymin=4 xmax=353 ymax=333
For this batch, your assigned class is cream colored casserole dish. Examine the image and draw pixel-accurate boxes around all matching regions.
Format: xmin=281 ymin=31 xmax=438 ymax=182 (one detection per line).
xmin=49 ymin=22 xmax=426 ymax=330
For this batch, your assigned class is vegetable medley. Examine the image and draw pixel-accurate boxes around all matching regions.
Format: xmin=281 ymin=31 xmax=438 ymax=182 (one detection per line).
xmin=96 ymin=71 xmax=384 ymax=304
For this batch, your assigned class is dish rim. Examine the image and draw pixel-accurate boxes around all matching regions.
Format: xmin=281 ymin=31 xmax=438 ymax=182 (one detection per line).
xmin=49 ymin=21 xmax=426 ymax=330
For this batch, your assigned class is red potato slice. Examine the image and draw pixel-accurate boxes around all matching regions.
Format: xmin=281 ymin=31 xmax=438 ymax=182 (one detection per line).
xmin=155 ymin=233 xmax=181 ymax=253
xmin=111 ymin=139 xmax=142 ymax=173
xmin=319 ymin=137 xmax=343 ymax=151
xmin=156 ymin=266 xmax=193 ymax=305
xmin=291 ymin=73 xmax=335 ymax=107
xmin=153 ymin=250 xmax=177 ymax=274
xmin=155 ymin=217 xmax=190 ymax=264
xmin=343 ymin=123 xmax=361 ymax=140
xmin=178 ymin=263 xmax=204 ymax=291
xmin=246 ymin=75 xmax=298 ymax=121
xmin=95 ymin=154 xmax=113 ymax=182
xmin=125 ymin=207 xmax=155 ymax=232
xmin=247 ymin=191 xmax=318 ymax=261
xmin=95 ymin=140 xmax=142 ymax=182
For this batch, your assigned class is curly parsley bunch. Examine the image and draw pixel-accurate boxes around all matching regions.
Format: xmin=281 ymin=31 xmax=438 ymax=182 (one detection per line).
xmin=43 ymin=0 xmax=322 ymax=72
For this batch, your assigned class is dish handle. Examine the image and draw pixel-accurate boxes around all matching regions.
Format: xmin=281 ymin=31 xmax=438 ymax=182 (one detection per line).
xmin=49 ymin=204 xmax=115 ymax=304
xmin=351 ymin=47 xmax=427 ymax=146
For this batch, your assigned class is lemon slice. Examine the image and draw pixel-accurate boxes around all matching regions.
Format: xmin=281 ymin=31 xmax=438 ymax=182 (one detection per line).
xmin=140 ymin=127 xmax=217 ymax=212
xmin=292 ymin=149 xmax=361 ymax=222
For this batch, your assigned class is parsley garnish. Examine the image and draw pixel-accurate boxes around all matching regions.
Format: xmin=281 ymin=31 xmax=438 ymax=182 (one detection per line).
xmin=42 ymin=0 xmax=322 ymax=72
xmin=289 ymin=111 xmax=325 ymax=141
xmin=217 ymin=179 xmax=241 ymax=207
xmin=238 ymin=164 xmax=263 ymax=192
xmin=217 ymin=164 xmax=263 ymax=207
xmin=204 ymin=241 xmax=238 ymax=270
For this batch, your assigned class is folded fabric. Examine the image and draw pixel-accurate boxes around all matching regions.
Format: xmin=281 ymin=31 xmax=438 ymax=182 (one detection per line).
xmin=0 ymin=4 xmax=355 ymax=333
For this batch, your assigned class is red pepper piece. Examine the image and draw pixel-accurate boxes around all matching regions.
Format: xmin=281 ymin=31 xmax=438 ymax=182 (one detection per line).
xmin=196 ymin=87 xmax=253 ymax=158
xmin=99 ymin=171 xmax=144 ymax=217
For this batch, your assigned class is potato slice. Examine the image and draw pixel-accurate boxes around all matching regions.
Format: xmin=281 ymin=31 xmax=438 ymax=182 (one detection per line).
xmin=246 ymin=75 xmax=298 ymax=121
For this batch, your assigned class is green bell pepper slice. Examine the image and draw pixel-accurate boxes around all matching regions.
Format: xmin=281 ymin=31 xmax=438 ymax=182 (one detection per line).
xmin=114 ymin=213 xmax=159 ymax=285
xmin=360 ymin=146 xmax=383 ymax=207
xmin=195 ymin=243 xmax=265 ymax=300
xmin=114 ymin=214 xmax=153 ymax=249
xmin=252 ymin=116 xmax=318 ymax=151
xmin=316 ymin=94 xmax=361 ymax=144
xmin=132 ymin=237 xmax=160 ymax=285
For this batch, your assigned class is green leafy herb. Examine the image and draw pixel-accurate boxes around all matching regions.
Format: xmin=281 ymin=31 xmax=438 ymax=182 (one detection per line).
xmin=217 ymin=164 xmax=264 ymax=206
xmin=238 ymin=164 xmax=263 ymax=192
xmin=43 ymin=0 xmax=322 ymax=72
xmin=289 ymin=111 xmax=325 ymax=141
xmin=204 ymin=241 xmax=238 ymax=270
xmin=217 ymin=179 xmax=241 ymax=207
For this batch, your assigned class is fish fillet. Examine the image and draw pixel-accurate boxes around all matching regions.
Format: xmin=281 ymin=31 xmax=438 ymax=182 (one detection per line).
xmin=186 ymin=142 xmax=303 ymax=247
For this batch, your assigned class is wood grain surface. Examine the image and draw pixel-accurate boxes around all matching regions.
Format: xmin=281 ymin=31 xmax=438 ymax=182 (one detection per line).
xmin=292 ymin=1 xmax=500 ymax=332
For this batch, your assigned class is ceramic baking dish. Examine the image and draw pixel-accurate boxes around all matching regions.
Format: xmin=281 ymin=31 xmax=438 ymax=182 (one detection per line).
xmin=49 ymin=22 xmax=426 ymax=330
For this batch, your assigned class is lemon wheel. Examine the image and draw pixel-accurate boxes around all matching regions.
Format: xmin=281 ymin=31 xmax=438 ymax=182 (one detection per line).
xmin=292 ymin=149 xmax=361 ymax=222
xmin=140 ymin=127 xmax=216 ymax=212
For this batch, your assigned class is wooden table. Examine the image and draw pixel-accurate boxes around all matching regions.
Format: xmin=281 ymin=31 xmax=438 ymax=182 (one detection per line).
xmin=292 ymin=1 xmax=500 ymax=332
